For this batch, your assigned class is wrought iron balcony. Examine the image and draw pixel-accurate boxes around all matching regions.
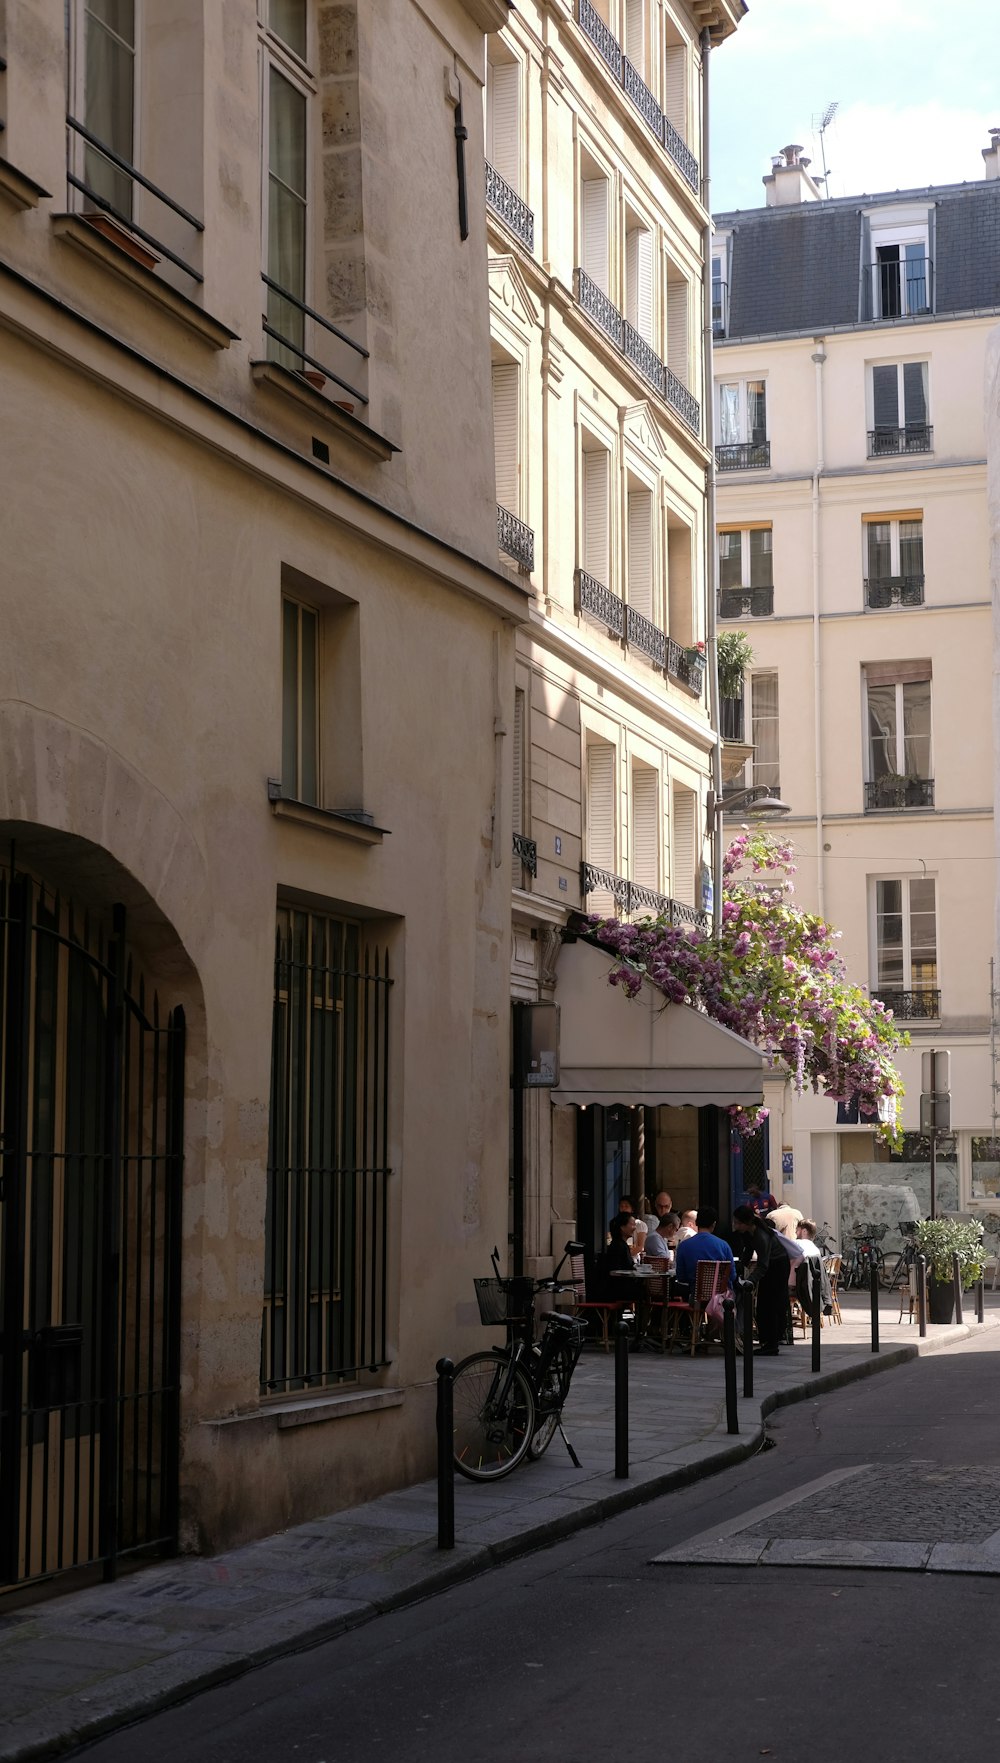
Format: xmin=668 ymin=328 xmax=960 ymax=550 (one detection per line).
xmin=664 ymin=365 xmax=700 ymax=434
xmin=712 ymin=280 xmax=729 ymax=338
xmin=716 ymin=440 xmax=770 ymax=471
xmin=66 ymin=113 xmax=204 ymax=284
xmin=873 ymin=987 xmax=941 ymax=1020
xmin=864 ymin=575 xmax=925 ymax=610
xmin=867 ymin=424 xmax=933 ymax=458
xmin=623 ymin=319 xmax=665 ymax=395
xmin=576 ymin=267 xmax=623 ymax=349
xmin=498 ymin=505 xmax=535 ymax=572
xmin=576 ymin=1 xmax=699 ymax=190
xmin=720 ymin=697 xmax=745 ymax=743
xmin=626 ymin=604 xmax=666 ymax=668
xmin=862 ymin=257 xmax=933 ymax=322
xmin=485 ymin=162 xmax=534 ymax=253
xmin=865 ymin=775 xmax=934 ymax=812
xmin=513 ymin=832 xmax=538 ymax=878
xmin=718 ymin=585 xmax=774 ymax=620
xmin=576 ymin=568 xmax=625 ymax=639
xmin=581 ymin=862 xmax=707 ymax=927
xmin=666 ymin=637 xmax=704 ymax=694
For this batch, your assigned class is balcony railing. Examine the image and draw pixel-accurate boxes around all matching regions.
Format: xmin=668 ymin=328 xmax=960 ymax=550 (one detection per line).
xmin=664 ymin=366 xmax=700 ymax=433
xmin=513 ymin=832 xmax=538 ymax=878
xmin=66 ymin=114 xmax=204 ymax=283
xmin=577 ymin=0 xmax=700 ymax=192
xmin=873 ymin=988 xmax=941 ymax=1020
xmin=485 ymin=162 xmax=534 ymax=253
xmin=574 ymin=271 xmax=700 ymax=433
xmin=864 ymin=575 xmax=925 ymax=610
xmin=716 ymin=440 xmax=770 ymax=471
xmin=862 ymin=257 xmax=933 ymax=322
xmin=581 ymin=862 xmax=707 ymax=926
xmin=626 ymin=603 xmax=666 ymax=668
xmin=865 ymin=776 xmax=934 ymax=812
xmin=262 ymin=272 xmax=370 ymax=406
xmin=720 ymin=697 xmax=745 ymax=743
xmin=718 ymin=585 xmax=774 ymax=620
xmin=576 ymin=568 xmax=625 ymax=638
xmin=712 ymin=280 xmax=729 ymax=338
xmin=867 ymin=424 xmax=933 ymax=458
xmin=576 ymin=266 xmax=623 ymax=349
xmin=498 ymin=505 xmax=535 ymax=572
xmin=623 ymin=319 xmax=665 ymax=394
xmin=666 ymin=638 xmax=704 ymax=694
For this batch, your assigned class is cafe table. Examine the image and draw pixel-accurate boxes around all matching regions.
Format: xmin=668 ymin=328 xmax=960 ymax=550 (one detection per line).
xmin=609 ymin=1263 xmax=673 ymax=1351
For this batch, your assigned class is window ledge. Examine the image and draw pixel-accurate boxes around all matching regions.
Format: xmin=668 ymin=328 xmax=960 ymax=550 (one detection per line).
xmin=51 ymin=212 xmax=238 ymax=349
xmin=0 ymin=156 xmax=52 ymax=211
xmin=203 ymin=1387 xmax=404 ymax=1432
xmin=249 ymin=359 xmax=399 ymax=462
xmin=268 ymin=785 xmax=388 ymax=844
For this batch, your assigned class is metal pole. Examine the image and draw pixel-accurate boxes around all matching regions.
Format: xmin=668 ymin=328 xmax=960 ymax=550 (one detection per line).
xmin=511 ymin=1007 xmax=525 ymax=1279
xmin=435 ymin=1357 xmax=455 ymax=1551
xmin=977 ymin=1276 xmax=985 ymax=1324
xmin=614 ymin=1320 xmax=630 ymax=1478
xmin=917 ymin=1252 xmax=928 ymax=1337
xmin=811 ymin=1259 xmax=822 ymax=1372
xmin=929 ymin=1126 xmax=937 ymax=1221
xmin=723 ymin=1297 xmax=739 ymax=1434
xmin=741 ymin=1279 xmax=754 ymax=1397
xmin=952 ymin=1252 xmax=964 ymax=1327
xmin=869 ymin=1251 xmax=880 ymax=1353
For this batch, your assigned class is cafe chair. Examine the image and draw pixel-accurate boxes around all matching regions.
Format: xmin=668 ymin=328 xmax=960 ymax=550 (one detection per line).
xmin=642 ymin=1255 xmax=672 ymax=1349
xmin=568 ymin=1252 xmax=625 ymax=1352
xmin=665 ymin=1259 xmax=732 ymax=1356
xmin=825 ymin=1254 xmax=843 ymax=1325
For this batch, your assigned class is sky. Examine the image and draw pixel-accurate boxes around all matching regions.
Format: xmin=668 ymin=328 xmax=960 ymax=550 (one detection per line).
xmin=710 ymin=0 xmax=998 ymax=213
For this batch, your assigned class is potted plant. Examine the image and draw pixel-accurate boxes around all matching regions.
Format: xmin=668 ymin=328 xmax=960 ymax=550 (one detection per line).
xmin=716 ymin=629 xmax=755 ymax=700
xmin=912 ymin=1217 xmax=985 ymax=1324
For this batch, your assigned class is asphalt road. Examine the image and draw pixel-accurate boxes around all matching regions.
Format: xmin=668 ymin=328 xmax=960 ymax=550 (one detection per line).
xmin=78 ymin=1331 xmax=1000 ymax=1763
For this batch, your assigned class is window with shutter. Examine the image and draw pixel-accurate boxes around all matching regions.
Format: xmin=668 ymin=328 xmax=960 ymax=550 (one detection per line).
xmin=487 ymin=59 xmax=519 ymax=193
xmin=631 ymin=763 xmax=659 ymax=891
xmin=667 ymin=517 xmax=692 ymax=645
xmin=581 ymin=175 xmax=610 ymax=293
xmin=512 ymin=687 xmax=525 ymax=837
xmin=627 ymin=482 xmax=653 ymax=619
xmin=625 ymin=0 xmax=645 ymax=78
xmin=750 ymin=672 xmax=779 ymax=792
xmin=667 ymin=275 xmax=688 ymax=386
xmin=582 ymin=446 xmax=611 ymax=586
xmin=671 ymin=785 xmax=696 ymax=907
xmin=625 ymin=225 xmax=654 ymax=343
xmin=872 ymin=365 xmax=900 ymax=432
xmin=586 ymin=742 xmax=617 ymax=913
xmin=902 ymin=361 xmax=928 ymax=428
xmin=663 ymin=41 xmax=686 ymax=137
xmin=492 ymin=361 xmax=519 ymax=515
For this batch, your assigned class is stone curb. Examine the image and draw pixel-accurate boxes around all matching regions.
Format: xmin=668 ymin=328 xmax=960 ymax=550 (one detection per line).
xmin=0 ymin=1317 xmax=987 ymax=1763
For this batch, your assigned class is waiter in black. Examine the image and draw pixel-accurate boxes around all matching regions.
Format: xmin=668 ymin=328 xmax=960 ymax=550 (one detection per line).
xmin=732 ymin=1205 xmax=791 ymax=1356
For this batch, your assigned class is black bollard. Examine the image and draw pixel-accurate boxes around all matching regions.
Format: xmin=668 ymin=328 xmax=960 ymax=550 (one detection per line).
xmin=870 ymin=1252 xmax=880 ymax=1353
xmin=977 ymin=1276 xmax=985 ymax=1324
xmin=742 ymin=1279 xmax=754 ymax=1398
xmin=952 ymin=1252 xmax=964 ymax=1326
xmin=436 ymin=1357 xmax=455 ymax=1551
xmin=811 ymin=1259 xmax=821 ymax=1372
xmin=614 ymin=1320 xmax=630 ymax=1479
xmin=917 ymin=1252 xmax=928 ymax=1337
xmin=723 ymin=1297 xmax=739 ymax=1434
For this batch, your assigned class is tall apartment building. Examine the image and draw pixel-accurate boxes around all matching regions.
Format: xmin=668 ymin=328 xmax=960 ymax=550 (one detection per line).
xmin=484 ymin=0 xmax=751 ymax=1272
xmin=713 ymin=136 xmax=1000 ymax=1248
xmin=0 ymin=0 xmax=527 ymax=1593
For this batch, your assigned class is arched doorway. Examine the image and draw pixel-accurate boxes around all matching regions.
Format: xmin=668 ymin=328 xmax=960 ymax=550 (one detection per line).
xmin=0 ymin=859 xmax=184 ymax=1591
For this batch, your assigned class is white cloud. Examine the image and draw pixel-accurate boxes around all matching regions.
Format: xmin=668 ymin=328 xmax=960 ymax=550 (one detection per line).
xmin=816 ymin=102 xmax=991 ymax=199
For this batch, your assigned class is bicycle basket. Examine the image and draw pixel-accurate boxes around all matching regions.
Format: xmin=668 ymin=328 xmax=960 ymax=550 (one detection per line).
xmin=474 ymin=1276 xmax=534 ymax=1326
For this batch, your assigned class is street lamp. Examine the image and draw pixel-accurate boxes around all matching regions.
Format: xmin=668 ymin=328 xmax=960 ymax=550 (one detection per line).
xmin=706 ymin=786 xmax=791 ymax=937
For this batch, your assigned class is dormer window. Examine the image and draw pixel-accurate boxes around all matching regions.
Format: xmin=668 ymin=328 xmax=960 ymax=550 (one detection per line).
xmin=863 ymin=209 xmax=932 ymax=321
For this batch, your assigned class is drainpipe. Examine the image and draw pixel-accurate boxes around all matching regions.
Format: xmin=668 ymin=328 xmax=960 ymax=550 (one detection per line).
xmin=811 ymin=341 xmax=827 ymax=919
xmin=699 ymin=27 xmax=723 ymax=934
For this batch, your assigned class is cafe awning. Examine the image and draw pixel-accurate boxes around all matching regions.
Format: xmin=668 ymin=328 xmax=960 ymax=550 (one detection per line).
xmin=549 ymin=939 xmax=767 ymax=1109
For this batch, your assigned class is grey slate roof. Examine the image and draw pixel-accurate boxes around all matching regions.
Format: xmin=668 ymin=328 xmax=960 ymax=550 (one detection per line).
xmin=716 ymin=181 xmax=1000 ymax=339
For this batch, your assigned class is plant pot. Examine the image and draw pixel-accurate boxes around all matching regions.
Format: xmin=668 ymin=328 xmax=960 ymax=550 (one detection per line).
xmin=927 ymin=1277 xmax=955 ymax=1325
xmin=300 ymin=369 xmax=327 ymax=391
xmin=82 ymin=212 xmax=160 ymax=271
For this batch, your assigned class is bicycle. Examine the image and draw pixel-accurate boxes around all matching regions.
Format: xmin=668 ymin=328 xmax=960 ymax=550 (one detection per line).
xmin=813 ymin=1221 xmax=836 ymax=1257
xmin=843 ymin=1221 xmax=887 ymax=1289
xmin=886 ymin=1217 xmax=920 ymax=1290
xmin=452 ymin=1241 xmax=587 ymax=1482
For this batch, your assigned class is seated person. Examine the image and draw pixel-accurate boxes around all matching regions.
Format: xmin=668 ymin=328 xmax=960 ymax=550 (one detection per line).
xmin=643 ymin=1211 xmax=677 ymax=1260
xmin=795 ymin=1218 xmax=823 ymax=1259
xmin=675 ymin=1209 xmax=698 ymax=1244
xmin=673 ymin=1207 xmax=736 ymax=1297
xmin=602 ymin=1213 xmax=636 ymax=1293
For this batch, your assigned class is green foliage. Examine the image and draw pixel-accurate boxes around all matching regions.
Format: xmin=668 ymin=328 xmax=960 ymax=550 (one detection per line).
xmin=913 ymin=1217 xmax=985 ymax=1289
xmin=716 ymin=629 xmax=755 ymax=698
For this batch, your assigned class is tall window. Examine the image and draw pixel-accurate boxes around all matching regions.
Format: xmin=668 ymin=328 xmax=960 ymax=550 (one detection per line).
xmin=585 ymin=740 xmax=617 ymax=913
xmin=282 ymin=596 xmax=319 ymax=805
xmin=263 ymin=5 xmax=311 ymax=370
xmin=666 ymin=261 xmax=689 ymax=387
xmin=718 ymin=378 xmax=766 ymax=449
xmin=492 ymin=359 xmax=520 ymax=517
xmin=750 ymin=672 xmax=779 ymax=794
xmin=631 ymin=761 xmax=659 ymax=894
xmin=76 ymin=0 xmax=137 ymax=218
xmin=580 ymin=166 xmax=610 ymax=294
xmin=869 ymin=236 xmax=931 ymax=319
xmin=864 ymin=663 xmax=933 ymax=809
xmin=873 ymin=878 xmax=938 ymax=1014
xmin=864 ymin=514 xmax=924 ymax=604
xmin=662 ymin=26 xmax=687 ymax=141
xmin=626 ymin=478 xmax=653 ymax=620
xmin=666 ymin=513 xmax=692 ymax=644
xmin=486 ymin=46 xmax=520 ymax=192
xmin=581 ymin=442 xmax=611 ymax=587
xmin=670 ymin=784 xmax=696 ymax=907
xmin=262 ymin=906 xmax=392 ymax=1392
xmin=870 ymin=361 xmax=930 ymax=455
xmin=624 ymin=0 xmax=647 ymax=79
xmin=625 ymin=219 xmax=654 ymax=344
xmin=718 ymin=525 xmax=773 ymax=616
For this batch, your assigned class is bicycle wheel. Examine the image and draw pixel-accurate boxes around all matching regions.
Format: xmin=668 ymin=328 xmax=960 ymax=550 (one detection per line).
xmin=452 ymin=1352 xmax=535 ymax=1481
xmin=527 ymin=1348 xmax=568 ymax=1460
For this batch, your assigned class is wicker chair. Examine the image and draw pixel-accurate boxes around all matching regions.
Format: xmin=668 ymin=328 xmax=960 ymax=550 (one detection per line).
xmin=568 ymin=1252 xmax=625 ymax=1351
xmin=665 ymin=1259 xmax=733 ymax=1356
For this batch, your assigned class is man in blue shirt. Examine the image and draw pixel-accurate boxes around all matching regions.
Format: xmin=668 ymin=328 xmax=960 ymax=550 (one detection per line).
xmin=673 ymin=1207 xmax=736 ymax=1295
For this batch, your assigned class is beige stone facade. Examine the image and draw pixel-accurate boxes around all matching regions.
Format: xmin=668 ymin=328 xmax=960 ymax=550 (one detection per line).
xmin=0 ymin=0 xmax=527 ymax=1586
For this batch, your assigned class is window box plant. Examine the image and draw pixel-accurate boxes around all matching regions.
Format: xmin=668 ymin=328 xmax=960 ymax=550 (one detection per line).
xmin=912 ymin=1217 xmax=985 ymax=1323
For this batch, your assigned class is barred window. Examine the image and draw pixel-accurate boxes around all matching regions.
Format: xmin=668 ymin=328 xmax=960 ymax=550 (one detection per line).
xmin=261 ymin=906 xmax=392 ymax=1393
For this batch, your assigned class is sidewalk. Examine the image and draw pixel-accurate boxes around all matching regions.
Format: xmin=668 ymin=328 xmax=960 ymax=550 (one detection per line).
xmin=2 ymin=1293 xmax=997 ymax=1763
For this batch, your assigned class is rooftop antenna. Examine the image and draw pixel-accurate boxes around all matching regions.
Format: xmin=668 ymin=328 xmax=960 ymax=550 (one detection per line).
xmin=814 ymin=100 xmax=839 ymax=197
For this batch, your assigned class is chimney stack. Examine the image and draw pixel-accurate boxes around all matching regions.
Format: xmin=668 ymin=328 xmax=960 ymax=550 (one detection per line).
xmin=763 ymin=143 xmax=823 ymax=207
xmin=984 ymin=128 xmax=1000 ymax=181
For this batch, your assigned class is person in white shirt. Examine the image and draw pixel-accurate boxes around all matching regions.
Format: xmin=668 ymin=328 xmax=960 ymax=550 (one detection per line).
xmin=675 ymin=1209 xmax=698 ymax=1244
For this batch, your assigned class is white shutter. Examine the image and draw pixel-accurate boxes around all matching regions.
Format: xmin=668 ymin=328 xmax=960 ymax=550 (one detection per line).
xmin=582 ymin=447 xmax=610 ymax=586
xmin=663 ymin=43 xmax=687 ymax=135
xmin=671 ymin=785 xmax=696 ymax=907
xmin=625 ymin=0 xmax=645 ymax=77
xmin=488 ymin=61 xmax=519 ymax=192
xmin=492 ymin=362 xmax=518 ymax=514
xmin=751 ymin=672 xmax=780 ymax=793
xmin=667 ymin=277 xmax=688 ymax=386
xmin=586 ymin=742 xmax=616 ymax=913
xmin=626 ymin=227 xmax=653 ymax=342
xmin=627 ymin=485 xmax=653 ymax=620
xmin=631 ymin=764 xmax=659 ymax=891
xmin=581 ymin=175 xmax=609 ymax=293
xmin=512 ymin=687 xmax=525 ymax=836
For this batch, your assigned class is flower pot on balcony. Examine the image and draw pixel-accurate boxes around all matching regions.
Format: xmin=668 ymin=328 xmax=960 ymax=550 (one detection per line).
xmin=300 ymin=369 xmax=327 ymax=391
xmin=83 ymin=212 xmax=159 ymax=271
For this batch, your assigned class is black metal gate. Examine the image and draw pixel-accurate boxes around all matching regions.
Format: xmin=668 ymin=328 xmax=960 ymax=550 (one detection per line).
xmin=0 ymin=862 xmax=184 ymax=1592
